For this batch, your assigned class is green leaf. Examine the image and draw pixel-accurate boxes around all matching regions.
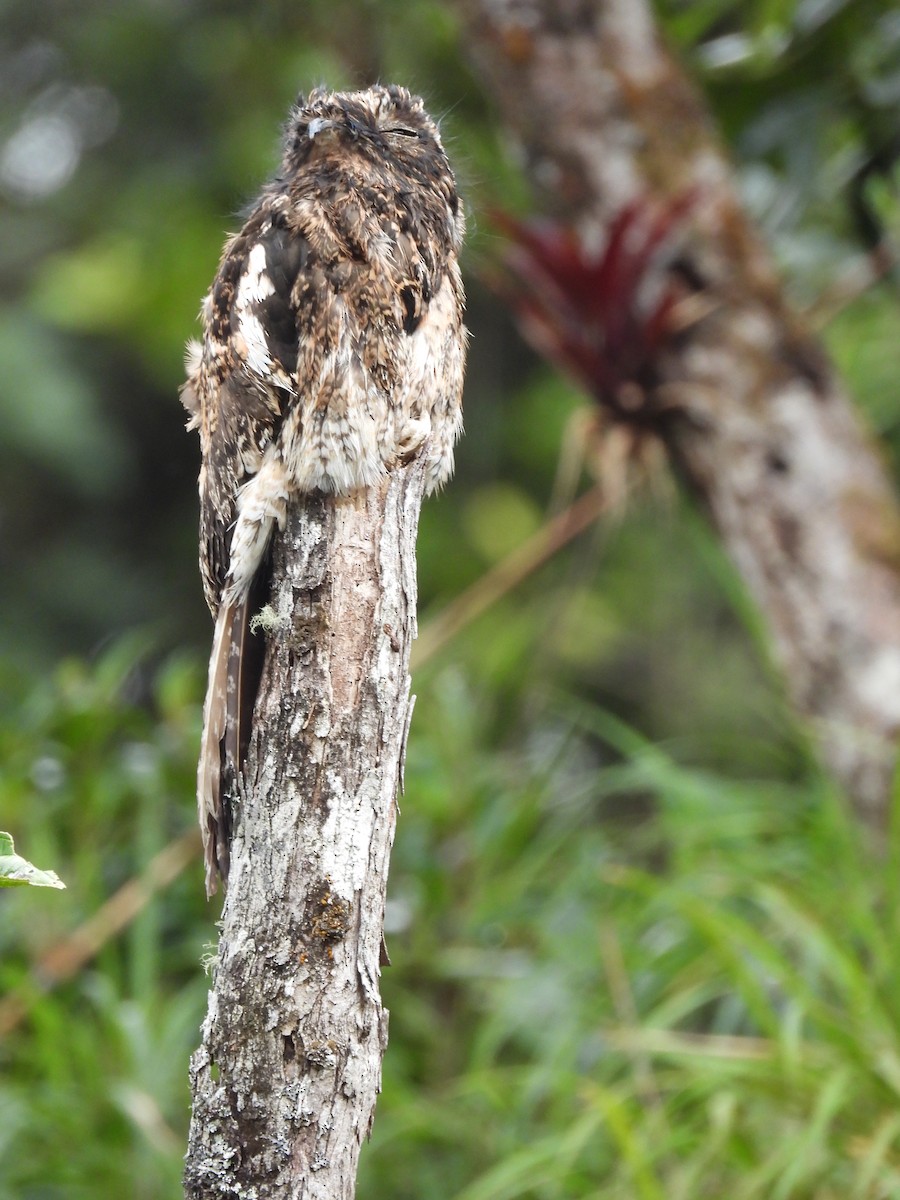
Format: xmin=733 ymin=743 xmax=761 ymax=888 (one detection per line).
xmin=0 ymin=832 xmax=66 ymax=889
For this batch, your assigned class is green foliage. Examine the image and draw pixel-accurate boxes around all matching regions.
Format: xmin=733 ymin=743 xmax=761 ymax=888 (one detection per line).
xmin=364 ymin=686 xmax=900 ymax=1200
xmin=0 ymin=831 xmax=65 ymax=888
xmin=5 ymin=644 xmax=900 ymax=1196
xmin=0 ymin=645 xmax=209 ymax=1199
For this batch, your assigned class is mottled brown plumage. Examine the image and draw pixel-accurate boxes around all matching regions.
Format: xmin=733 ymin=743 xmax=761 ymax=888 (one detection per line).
xmin=182 ymin=85 xmax=467 ymax=895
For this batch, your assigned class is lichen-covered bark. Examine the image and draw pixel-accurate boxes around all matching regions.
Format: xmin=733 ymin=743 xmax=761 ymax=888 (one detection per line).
xmin=184 ymin=465 xmax=422 ymax=1198
xmin=458 ymin=0 xmax=900 ymax=825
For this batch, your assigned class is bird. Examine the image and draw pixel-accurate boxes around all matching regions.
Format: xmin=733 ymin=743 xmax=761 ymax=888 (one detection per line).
xmin=181 ymin=85 xmax=467 ymax=896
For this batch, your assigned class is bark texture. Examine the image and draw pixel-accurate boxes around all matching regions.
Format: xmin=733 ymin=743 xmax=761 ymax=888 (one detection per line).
xmin=458 ymin=0 xmax=900 ymax=825
xmin=184 ymin=465 xmax=422 ymax=1198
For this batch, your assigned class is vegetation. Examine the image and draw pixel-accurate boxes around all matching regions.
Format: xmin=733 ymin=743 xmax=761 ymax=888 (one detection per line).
xmin=3 ymin=0 xmax=900 ymax=1195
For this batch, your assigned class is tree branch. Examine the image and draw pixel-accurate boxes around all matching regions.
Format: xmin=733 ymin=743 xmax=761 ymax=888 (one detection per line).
xmin=184 ymin=465 xmax=423 ymax=1198
xmin=457 ymin=0 xmax=900 ymax=826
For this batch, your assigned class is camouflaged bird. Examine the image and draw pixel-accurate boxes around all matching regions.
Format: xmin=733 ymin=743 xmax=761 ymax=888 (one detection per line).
xmin=181 ymin=85 xmax=467 ymax=896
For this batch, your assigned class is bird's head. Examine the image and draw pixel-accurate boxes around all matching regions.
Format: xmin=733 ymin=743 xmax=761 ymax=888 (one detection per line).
xmin=280 ymin=85 xmax=463 ymax=246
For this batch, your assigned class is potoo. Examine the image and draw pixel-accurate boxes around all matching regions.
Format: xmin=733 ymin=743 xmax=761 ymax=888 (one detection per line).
xmin=182 ymin=86 xmax=467 ymax=896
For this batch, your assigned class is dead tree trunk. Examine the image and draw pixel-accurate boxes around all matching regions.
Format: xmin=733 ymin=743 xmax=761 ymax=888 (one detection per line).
xmin=457 ymin=0 xmax=900 ymax=827
xmin=184 ymin=465 xmax=423 ymax=1198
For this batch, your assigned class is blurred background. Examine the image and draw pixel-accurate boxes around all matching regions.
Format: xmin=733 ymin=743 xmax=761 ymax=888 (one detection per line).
xmin=3 ymin=1 xmax=900 ymax=1195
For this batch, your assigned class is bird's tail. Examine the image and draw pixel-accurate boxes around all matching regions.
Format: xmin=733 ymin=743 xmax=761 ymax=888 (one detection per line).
xmin=198 ymin=600 xmax=238 ymax=897
xmin=198 ymin=461 xmax=285 ymax=896
xmin=198 ymin=583 xmax=268 ymax=897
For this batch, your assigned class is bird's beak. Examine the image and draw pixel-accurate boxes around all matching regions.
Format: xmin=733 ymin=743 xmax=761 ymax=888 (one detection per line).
xmin=307 ymin=117 xmax=337 ymax=140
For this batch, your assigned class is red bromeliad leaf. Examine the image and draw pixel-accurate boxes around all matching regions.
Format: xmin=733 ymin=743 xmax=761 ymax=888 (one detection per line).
xmin=492 ymin=193 xmax=696 ymax=422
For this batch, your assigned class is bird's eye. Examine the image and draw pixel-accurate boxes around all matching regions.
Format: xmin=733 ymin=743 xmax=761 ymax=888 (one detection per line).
xmin=385 ymin=127 xmax=419 ymax=139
